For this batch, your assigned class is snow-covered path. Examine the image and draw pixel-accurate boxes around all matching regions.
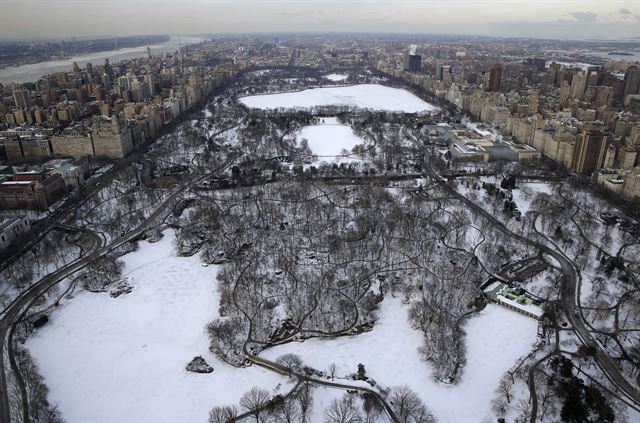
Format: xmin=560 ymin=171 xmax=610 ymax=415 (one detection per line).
xmin=261 ymin=298 xmax=539 ymax=423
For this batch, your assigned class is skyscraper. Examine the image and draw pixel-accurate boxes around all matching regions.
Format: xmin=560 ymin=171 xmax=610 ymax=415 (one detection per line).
xmin=571 ymin=129 xmax=608 ymax=175
xmin=405 ymin=54 xmax=422 ymax=72
xmin=623 ymin=66 xmax=640 ymax=100
xmin=86 ymin=62 xmax=93 ymax=76
xmin=12 ymin=89 xmax=30 ymax=109
xmin=488 ymin=65 xmax=502 ymax=92
xmin=104 ymin=58 xmax=112 ymax=76
xmin=404 ymin=45 xmax=421 ymax=73
xmin=570 ymin=72 xmax=587 ymax=101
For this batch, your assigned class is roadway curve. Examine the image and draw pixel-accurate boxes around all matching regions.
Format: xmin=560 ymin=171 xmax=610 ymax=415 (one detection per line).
xmin=0 ymin=226 xmax=104 ymax=423
xmin=0 ymin=156 xmax=238 ymax=422
xmin=419 ymin=144 xmax=640 ymax=409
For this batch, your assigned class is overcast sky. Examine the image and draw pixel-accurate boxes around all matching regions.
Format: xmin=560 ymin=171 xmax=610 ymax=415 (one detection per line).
xmin=1 ymin=0 xmax=639 ymax=40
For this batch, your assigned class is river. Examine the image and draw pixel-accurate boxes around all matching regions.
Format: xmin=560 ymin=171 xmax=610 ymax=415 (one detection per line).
xmin=0 ymin=35 xmax=206 ymax=85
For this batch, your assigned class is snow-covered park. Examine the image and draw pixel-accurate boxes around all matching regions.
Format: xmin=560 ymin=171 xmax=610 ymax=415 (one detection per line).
xmin=26 ymin=230 xmax=286 ymax=423
xmin=261 ymin=298 xmax=539 ymax=423
xmin=297 ymin=117 xmax=366 ymax=161
xmin=239 ymin=84 xmax=438 ymax=113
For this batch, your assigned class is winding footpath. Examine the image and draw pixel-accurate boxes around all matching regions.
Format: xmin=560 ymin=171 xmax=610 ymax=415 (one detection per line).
xmin=418 ymin=144 xmax=640 ymax=412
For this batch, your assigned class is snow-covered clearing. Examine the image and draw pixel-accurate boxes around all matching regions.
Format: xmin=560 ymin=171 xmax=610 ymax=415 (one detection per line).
xmin=512 ymin=182 xmax=555 ymax=214
xmin=297 ymin=117 xmax=366 ymax=161
xmin=239 ymin=84 xmax=438 ymax=113
xmin=26 ymin=230 xmax=285 ymax=423
xmin=325 ymin=73 xmax=348 ymax=81
xmin=261 ymin=298 xmax=539 ymax=423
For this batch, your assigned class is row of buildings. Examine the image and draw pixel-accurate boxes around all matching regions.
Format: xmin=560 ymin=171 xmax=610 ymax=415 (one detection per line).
xmin=379 ymin=54 xmax=640 ymax=201
xmin=0 ymin=158 xmax=87 ymax=211
xmin=0 ymin=39 xmax=256 ymax=213
xmin=1 ymin=42 xmax=247 ymax=165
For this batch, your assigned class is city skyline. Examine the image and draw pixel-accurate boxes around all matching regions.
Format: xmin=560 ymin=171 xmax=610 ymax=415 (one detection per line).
xmin=0 ymin=0 xmax=639 ymax=41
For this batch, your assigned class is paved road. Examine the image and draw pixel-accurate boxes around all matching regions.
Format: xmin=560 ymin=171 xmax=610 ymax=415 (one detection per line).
xmin=417 ymin=141 xmax=640 ymax=407
xmin=0 ymin=226 xmax=104 ymax=423
xmin=0 ymin=155 xmax=237 ymax=422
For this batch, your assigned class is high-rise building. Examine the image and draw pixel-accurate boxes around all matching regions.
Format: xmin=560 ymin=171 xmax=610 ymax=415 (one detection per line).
xmin=144 ymin=74 xmax=155 ymax=96
xmin=12 ymin=89 xmax=30 ymax=109
xmin=72 ymin=61 xmax=81 ymax=73
xmin=104 ymin=58 xmax=112 ymax=76
xmin=622 ymin=168 xmax=640 ymax=200
xmin=623 ymin=66 xmax=640 ymax=100
xmin=488 ymin=65 xmax=502 ymax=92
xmin=145 ymin=46 xmax=152 ymax=60
xmin=86 ymin=62 xmax=93 ymax=76
xmin=405 ymin=54 xmax=422 ymax=72
xmin=532 ymin=57 xmax=546 ymax=72
xmin=91 ymin=117 xmax=133 ymax=159
xmin=571 ymin=129 xmax=608 ymax=175
xmin=570 ymin=72 xmax=587 ymax=101
xmin=528 ymin=89 xmax=539 ymax=115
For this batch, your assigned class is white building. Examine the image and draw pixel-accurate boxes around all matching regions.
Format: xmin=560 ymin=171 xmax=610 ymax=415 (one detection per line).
xmin=0 ymin=216 xmax=31 ymax=250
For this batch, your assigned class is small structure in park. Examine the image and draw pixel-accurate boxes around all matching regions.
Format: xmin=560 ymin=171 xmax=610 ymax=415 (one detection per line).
xmin=483 ymin=280 xmax=545 ymax=320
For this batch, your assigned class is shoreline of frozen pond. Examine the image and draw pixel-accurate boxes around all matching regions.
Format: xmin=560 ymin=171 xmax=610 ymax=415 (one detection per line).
xmin=26 ymin=230 xmax=286 ymax=423
xmin=297 ymin=117 xmax=366 ymax=162
xmin=239 ymin=83 xmax=439 ymax=113
xmin=260 ymin=297 xmax=539 ymax=423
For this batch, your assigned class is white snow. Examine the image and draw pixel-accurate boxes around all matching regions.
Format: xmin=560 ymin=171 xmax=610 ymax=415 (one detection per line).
xmin=511 ymin=182 xmax=554 ymax=214
xmin=239 ymin=84 xmax=438 ymax=113
xmin=26 ymin=230 xmax=285 ymax=423
xmin=325 ymin=73 xmax=349 ymax=82
xmin=260 ymin=298 xmax=538 ymax=423
xmin=298 ymin=117 xmax=366 ymax=161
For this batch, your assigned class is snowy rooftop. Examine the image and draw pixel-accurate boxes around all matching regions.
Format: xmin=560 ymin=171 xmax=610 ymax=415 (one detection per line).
xmin=497 ymin=295 xmax=545 ymax=318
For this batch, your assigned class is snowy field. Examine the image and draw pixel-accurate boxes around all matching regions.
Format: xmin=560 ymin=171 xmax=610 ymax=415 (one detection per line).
xmin=325 ymin=73 xmax=349 ymax=81
xmin=26 ymin=230 xmax=285 ymax=423
xmin=261 ymin=298 xmax=539 ymax=423
xmin=239 ymin=84 xmax=438 ymax=113
xmin=297 ymin=117 xmax=366 ymax=161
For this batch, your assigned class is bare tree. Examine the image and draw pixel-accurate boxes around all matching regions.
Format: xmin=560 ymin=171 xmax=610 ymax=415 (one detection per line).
xmin=208 ymin=405 xmax=238 ymax=423
xmin=273 ymin=396 xmax=301 ymax=423
xmin=296 ymin=382 xmax=314 ymax=423
xmin=515 ymin=398 xmax=532 ymax=422
xmin=497 ymin=373 xmax=514 ymax=404
xmin=276 ymin=353 xmax=303 ymax=372
xmin=329 ymin=362 xmax=337 ymax=381
xmin=362 ymin=392 xmax=383 ymax=423
xmin=388 ymin=385 xmax=435 ymax=423
xmin=240 ymin=386 xmax=271 ymax=423
xmin=325 ymin=394 xmax=363 ymax=423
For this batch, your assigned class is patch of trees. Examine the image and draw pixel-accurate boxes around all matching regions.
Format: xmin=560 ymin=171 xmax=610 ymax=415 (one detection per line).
xmin=549 ymin=356 xmax=615 ymax=423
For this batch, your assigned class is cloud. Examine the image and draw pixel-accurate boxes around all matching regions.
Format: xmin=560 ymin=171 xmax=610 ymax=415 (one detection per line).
xmin=569 ymin=11 xmax=598 ymax=22
xmin=619 ymin=8 xmax=632 ymax=15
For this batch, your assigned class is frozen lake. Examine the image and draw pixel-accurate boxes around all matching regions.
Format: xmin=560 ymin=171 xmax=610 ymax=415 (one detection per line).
xmin=261 ymin=298 xmax=539 ymax=423
xmin=239 ymin=84 xmax=438 ymax=113
xmin=26 ymin=230 xmax=285 ymax=423
xmin=297 ymin=117 xmax=366 ymax=161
